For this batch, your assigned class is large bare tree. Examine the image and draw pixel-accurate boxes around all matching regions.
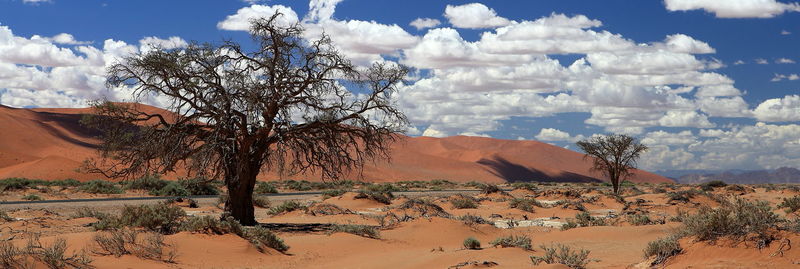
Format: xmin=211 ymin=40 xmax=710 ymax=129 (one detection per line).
xmin=83 ymin=14 xmax=408 ymax=225
xmin=576 ymin=134 xmax=648 ymax=194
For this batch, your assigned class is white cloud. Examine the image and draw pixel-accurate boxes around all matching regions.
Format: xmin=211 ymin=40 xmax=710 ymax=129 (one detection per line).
xmin=753 ymin=95 xmax=800 ymax=121
xmin=22 ymin=0 xmax=51 ymax=4
xmin=410 ymin=18 xmax=441 ymax=30
xmin=734 ymin=60 xmax=746 ymax=65
xmin=138 ymin=36 xmax=188 ymax=53
xmin=782 ymin=30 xmax=792 ymax=35
xmin=47 ymin=33 xmax=92 ymax=45
xmin=771 ymin=73 xmax=800 ymax=82
xmin=662 ymin=34 xmax=715 ymax=54
xmin=444 ymin=3 xmax=511 ymax=29
xmin=776 ymin=57 xmax=795 ymax=64
xmin=535 ymin=128 xmax=585 ymax=142
xmin=756 ymin=58 xmax=769 ymax=64
xmin=217 ymin=4 xmax=299 ymax=31
xmin=664 ymin=0 xmax=800 ymax=18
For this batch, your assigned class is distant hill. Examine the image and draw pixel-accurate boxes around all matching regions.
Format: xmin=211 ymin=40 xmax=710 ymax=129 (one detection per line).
xmin=675 ymin=167 xmax=800 ymax=184
xmin=0 ymin=104 xmax=672 ymax=183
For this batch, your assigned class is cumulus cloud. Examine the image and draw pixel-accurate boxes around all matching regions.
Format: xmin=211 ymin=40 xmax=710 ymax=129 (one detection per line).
xmin=753 ymin=95 xmax=800 ymax=121
xmin=776 ymin=57 xmax=795 ymax=64
xmin=771 ymin=73 xmax=800 ymax=81
xmin=782 ymin=30 xmax=792 ymax=35
xmin=444 ymin=3 xmax=511 ymax=29
xmin=47 ymin=33 xmax=92 ymax=45
xmin=535 ymin=128 xmax=585 ymax=142
xmin=756 ymin=58 xmax=769 ymax=64
xmin=664 ymin=0 xmax=800 ymax=18
xmin=217 ymin=4 xmax=298 ymax=31
xmin=409 ymin=18 xmax=441 ymax=30
xmin=22 ymin=0 xmax=51 ymax=4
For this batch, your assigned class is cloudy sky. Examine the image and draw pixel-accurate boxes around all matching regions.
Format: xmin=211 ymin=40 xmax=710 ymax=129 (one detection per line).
xmin=0 ymin=0 xmax=799 ymax=172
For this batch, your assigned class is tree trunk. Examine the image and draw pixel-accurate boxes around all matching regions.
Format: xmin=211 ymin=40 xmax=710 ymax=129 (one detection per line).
xmin=224 ymin=163 xmax=259 ymax=226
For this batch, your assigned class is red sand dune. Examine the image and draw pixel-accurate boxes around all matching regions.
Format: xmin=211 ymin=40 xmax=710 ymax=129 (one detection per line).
xmin=0 ymin=104 xmax=671 ymax=183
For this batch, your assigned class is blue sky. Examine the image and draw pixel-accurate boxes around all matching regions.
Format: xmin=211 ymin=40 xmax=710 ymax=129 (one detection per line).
xmin=0 ymin=0 xmax=799 ymax=172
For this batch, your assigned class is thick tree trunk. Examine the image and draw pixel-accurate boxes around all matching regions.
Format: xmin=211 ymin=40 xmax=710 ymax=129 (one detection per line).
xmin=224 ymin=163 xmax=259 ymax=226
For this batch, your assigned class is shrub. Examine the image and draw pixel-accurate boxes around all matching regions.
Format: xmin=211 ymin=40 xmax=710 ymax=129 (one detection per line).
xmin=560 ymin=219 xmax=579 ymax=231
xmin=71 ymin=207 xmax=110 ymax=220
xmin=575 ymin=212 xmax=605 ymax=227
xmin=268 ymin=201 xmax=305 ymax=215
xmin=78 ymin=180 xmax=123 ymax=194
xmin=31 ymin=237 xmax=93 ymax=269
xmin=243 ymin=226 xmax=289 ymax=253
xmin=530 ymin=244 xmax=592 ymax=269
xmin=509 ymin=198 xmax=541 ymax=213
xmin=398 ymin=198 xmax=451 ymax=218
xmin=21 ymin=194 xmax=43 ymax=201
xmin=321 ymin=189 xmax=347 ymax=199
xmin=50 ymin=179 xmax=83 ymax=187
xmin=125 ymin=174 xmax=168 ymax=193
xmin=463 ymin=237 xmax=481 ymax=250
xmin=180 ymin=216 xmax=243 ymax=235
xmin=305 ymin=203 xmax=351 ymax=216
xmin=365 ymin=183 xmax=405 ymax=193
xmin=479 ymin=184 xmax=501 ymax=194
xmin=0 ymin=178 xmax=36 ymax=191
xmin=329 ymin=224 xmax=380 ymax=239
xmin=152 ymin=182 xmax=190 ymax=196
xmin=456 ymin=214 xmax=488 ymax=226
xmin=254 ymin=181 xmax=278 ymax=194
xmin=0 ymin=210 xmax=12 ymax=222
xmin=643 ymin=235 xmax=682 ymax=266
xmin=96 ymin=202 xmax=186 ymax=234
xmin=511 ymin=182 xmax=538 ymax=191
xmin=626 ymin=213 xmax=654 ymax=226
xmin=490 ymin=235 xmax=532 ymax=250
xmin=652 ymin=187 xmax=667 ymax=194
xmin=682 ymin=198 xmax=780 ymax=248
xmin=450 ymin=196 xmax=478 ymax=209
xmin=253 ymin=197 xmax=271 ymax=208
xmin=178 ymin=178 xmax=219 ymax=195
xmin=94 ymin=228 xmax=176 ymax=262
xmin=777 ymin=195 xmax=800 ymax=214
xmin=703 ymin=180 xmax=727 ymax=188
xmin=666 ymin=190 xmax=699 ymax=203
xmin=725 ymin=184 xmax=746 ymax=193
xmin=669 ymin=208 xmax=689 ymax=223
xmin=354 ymin=190 xmax=393 ymax=204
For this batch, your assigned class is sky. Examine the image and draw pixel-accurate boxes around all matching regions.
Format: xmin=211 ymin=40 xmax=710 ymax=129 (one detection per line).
xmin=0 ymin=0 xmax=798 ymax=172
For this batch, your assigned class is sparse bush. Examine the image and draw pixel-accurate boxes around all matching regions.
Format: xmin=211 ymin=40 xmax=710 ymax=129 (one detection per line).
xmin=509 ymin=198 xmax=541 ymax=213
xmin=725 ymin=184 xmax=746 ymax=193
xmin=329 ymin=224 xmax=380 ymax=239
xmin=71 ymin=207 xmax=109 ymax=220
xmin=456 ymin=214 xmax=488 ymax=226
xmin=19 ymin=235 xmax=93 ymax=269
xmin=243 ymin=226 xmax=289 ymax=253
xmin=490 ymin=235 xmax=532 ymax=250
xmin=365 ymin=183 xmax=405 ymax=193
xmin=626 ymin=213 xmax=654 ymax=226
xmin=450 ymin=196 xmax=478 ymax=209
xmin=125 ymin=174 xmax=168 ymax=193
xmin=321 ymin=189 xmax=347 ymax=199
xmin=354 ymin=190 xmax=394 ymax=204
xmin=463 ymin=237 xmax=481 ymax=250
xmin=669 ymin=208 xmax=689 ymax=223
xmin=643 ymin=235 xmax=682 ymax=266
xmin=178 ymin=178 xmax=219 ymax=195
xmin=398 ymin=198 xmax=451 ymax=218
xmin=94 ymin=229 xmax=134 ymax=257
xmin=530 ymin=244 xmax=592 ymax=269
xmin=21 ymin=194 xmax=43 ymax=201
xmin=703 ymin=180 xmax=727 ymax=188
xmin=253 ymin=197 xmax=271 ymax=208
xmin=96 ymin=202 xmax=186 ymax=234
xmin=666 ymin=190 xmax=699 ymax=204
xmin=254 ymin=181 xmax=278 ymax=194
xmin=479 ymin=184 xmax=501 ymax=194
xmin=0 ymin=178 xmax=36 ymax=191
xmin=652 ymin=187 xmax=667 ymax=194
xmin=78 ymin=180 xmax=123 ymax=194
xmin=574 ymin=212 xmax=605 ymax=227
xmin=94 ymin=228 xmax=176 ymax=262
xmin=682 ymin=198 xmax=780 ymax=248
xmin=777 ymin=195 xmax=800 ymax=214
xmin=268 ymin=201 xmax=305 ymax=215
xmin=152 ymin=181 xmax=190 ymax=196
xmin=0 ymin=210 xmax=12 ymax=222
xmin=560 ymin=219 xmax=579 ymax=231
xmin=511 ymin=182 xmax=538 ymax=191
xmin=305 ymin=203 xmax=351 ymax=216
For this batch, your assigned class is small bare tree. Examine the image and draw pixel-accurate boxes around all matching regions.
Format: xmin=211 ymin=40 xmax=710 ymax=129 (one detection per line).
xmin=83 ymin=14 xmax=408 ymax=225
xmin=576 ymin=134 xmax=648 ymax=194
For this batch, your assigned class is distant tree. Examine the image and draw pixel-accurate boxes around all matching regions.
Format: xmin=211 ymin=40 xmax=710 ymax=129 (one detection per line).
xmin=83 ymin=14 xmax=408 ymax=225
xmin=576 ymin=134 xmax=648 ymax=194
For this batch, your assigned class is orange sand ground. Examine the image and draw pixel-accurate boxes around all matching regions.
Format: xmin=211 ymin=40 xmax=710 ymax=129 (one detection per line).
xmin=2 ymin=184 xmax=799 ymax=268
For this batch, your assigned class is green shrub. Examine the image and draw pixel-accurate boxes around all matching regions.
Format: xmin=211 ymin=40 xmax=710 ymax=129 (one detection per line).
xmin=509 ymin=198 xmax=541 ymax=213
xmin=666 ymin=190 xmax=699 ymax=203
xmin=0 ymin=178 xmax=36 ymax=191
xmin=479 ymin=184 xmax=501 ymax=194
xmin=511 ymin=182 xmax=538 ymax=191
xmin=21 ymin=194 xmax=43 ymax=201
xmin=703 ymin=180 xmax=727 ymax=188
xmin=777 ymin=195 xmax=800 ymax=214
xmin=398 ymin=198 xmax=451 ymax=218
xmin=456 ymin=214 xmax=488 ymax=226
xmin=254 ymin=182 xmax=278 ymax=194
xmin=78 ymin=180 xmax=123 ymax=194
xmin=354 ymin=190 xmax=394 ymax=204
xmin=451 ymin=196 xmax=478 ymax=209
xmin=96 ymin=202 xmax=186 ymax=234
xmin=180 ymin=215 xmax=243 ymax=235
xmin=463 ymin=237 xmax=481 ymax=250
xmin=329 ymin=224 xmax=380 ymax=239
xmin=490 ymin=235 xmax=532 ymax=250
xmin=71 ymin=207 xmax=110 ymax=220
xmin=575 ymin=212 xmax=605 ymax=227
xmin=48 ymin=179 xmax=83 ymax=187
xmin=560 ymin=220 xmax=579 ymax=231
xmin=725 ymin=184 xmax=746 ymax=192
xmin=626 ymin=213 xmax=654 ymax=226
xmin=125 ymin=174 xmax=168 ymax=192
xmin=321 ymin=189 xmax=346 ymax=199
xmin=530 ymin=244 xmax=592 ymax=269
xmin=268 ymin=201 xmax=306 ymax=215
xmin=178 ymin=178 xmax=219 ymax=195
xmin=682 ymin=198 xmax=780 ymax=248
xmin=243 ymin=226 xmax=289 ymax=253
xmin=152 ymin=182 xmax=190 ymax=196
xmin=253 ymin=197 xmax=271 ymax=208
xmin=643 ymin=235 xmax=682 ymax=266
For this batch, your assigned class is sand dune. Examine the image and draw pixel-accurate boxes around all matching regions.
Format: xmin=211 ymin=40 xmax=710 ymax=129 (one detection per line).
xmin=0 ymin=104 xmax=670 ymax=183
